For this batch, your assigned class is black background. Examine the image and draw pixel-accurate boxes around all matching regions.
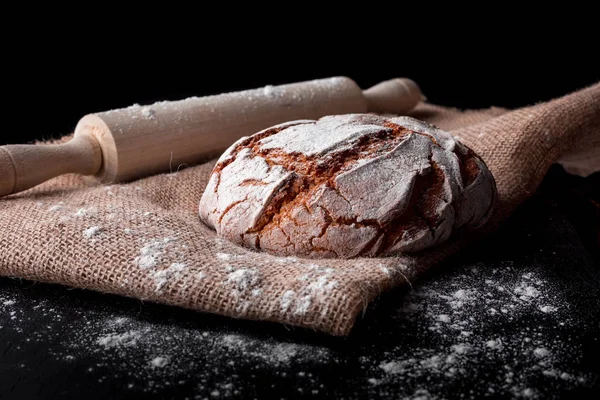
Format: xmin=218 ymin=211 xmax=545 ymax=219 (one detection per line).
xmin=2 ymin=21 xmax=599 ymax=145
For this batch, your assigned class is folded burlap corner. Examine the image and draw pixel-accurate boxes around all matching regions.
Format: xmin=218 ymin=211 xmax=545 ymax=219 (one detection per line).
xmin=1 ymin=84 xmax=598 ymax=335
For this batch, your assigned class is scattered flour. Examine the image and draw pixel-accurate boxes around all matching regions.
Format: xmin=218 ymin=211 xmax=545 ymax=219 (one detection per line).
xmin=368 ymin=265 xmax=589 ymax=399
xmin=226 ymin=269 xmax=260 ymax=291
xmin=153 ymin=263 xmax=187 ymax=292
xmin=540 ymin=305 xmax=557 ymax=313
xmin=75 ymin=207 xmax=98 ymax=217
xmin=533 ymin=347 xmax=550 ymax=358
xmin=437 ymin=314 xmax=451 ymax=323
xmin=514 ymin=282 xmax=541 ymax=301
xmin=220 ymin=333 xmax=331 ymax=366
xmin=150 ymin=356 xmax=170 ymax=368
xmin=379 ymin=361 xmax=404 ymax=374
xmin=216 ymin=252 xmax=233 ymax=261
xmin=0 ymin=250 xmax=595 ymax=398
xmin=83 ymin=226 xmax=102 ymax=239
xmin=141 ymin=107 xmax=156 ymax=119
xmin=135 ymin=237 xmax=178 ymax=270
xmin=263 ymin=85 xmax=276 ymax=98
xmin=128 ymin=236 xmax=203 ymax=294
xmin=97 ymin=331 xmax=142 ymax=348
xmin=2 ymin=288 xmax=335 ymax=397
xmin=452 ymin=343 xmax=470 ymax=355
xmin=274 ymin=256 xmax=299 ymax=264
xmin=293 ymin=295 xmax=312 ymax=316
xmin=486 ymin=339 xmax=503 ymax=350
xmin=280 ymin=290 xmax=295 ymax=313
xmin=276 ymin=266 xmax=339 ymax=317
xmin=378 ymin=264 xmax=391 ymax=276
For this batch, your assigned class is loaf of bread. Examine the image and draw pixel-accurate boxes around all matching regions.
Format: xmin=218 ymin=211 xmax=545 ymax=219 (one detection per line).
xmin=199 ymin=114 xmax=496 ymax=258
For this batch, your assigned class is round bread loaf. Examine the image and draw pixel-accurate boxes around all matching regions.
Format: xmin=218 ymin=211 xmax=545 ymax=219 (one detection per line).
xmin=199 ymin=114 xmax=496 ymax=258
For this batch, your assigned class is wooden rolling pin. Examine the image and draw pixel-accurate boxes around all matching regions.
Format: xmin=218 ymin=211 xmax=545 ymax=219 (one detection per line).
xmin=0 ymin=77 xmax=422 ymax=197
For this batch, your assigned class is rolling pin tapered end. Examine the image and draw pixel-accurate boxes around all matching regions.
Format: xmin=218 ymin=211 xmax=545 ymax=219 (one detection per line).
xmin=363 ymin=78 xmax=423 ymax=114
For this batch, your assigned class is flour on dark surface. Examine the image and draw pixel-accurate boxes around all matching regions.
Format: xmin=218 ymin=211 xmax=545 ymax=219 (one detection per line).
xmin=366 ymin=264 xmax=590 ymax=399
xmin=1 ymin=183 xmax=599 ymax=399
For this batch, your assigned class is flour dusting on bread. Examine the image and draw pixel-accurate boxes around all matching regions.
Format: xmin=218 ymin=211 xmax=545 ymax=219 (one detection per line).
xmin=199 ymin=114 xmax=496 ymax=258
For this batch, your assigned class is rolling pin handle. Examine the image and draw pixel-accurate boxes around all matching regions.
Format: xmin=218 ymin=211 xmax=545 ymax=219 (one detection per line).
xmin=362 ymin=78 xmax=423 ymax=114
xmin=0 ymin=134 xmax=103 ymax=197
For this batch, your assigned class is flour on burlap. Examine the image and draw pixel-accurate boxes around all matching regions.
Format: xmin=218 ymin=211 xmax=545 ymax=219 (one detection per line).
xmin=125 ymin=214 xmax=359 ymax=315
xmin=48 ymin=203 xmax=64 ymax=212
xmin=75 ymin=207 xmax=98 ymax=217
xmin=1 ymin=84 xmax=598 ymax=337
xmin=83 ymin=226 xmax=102 ymax=239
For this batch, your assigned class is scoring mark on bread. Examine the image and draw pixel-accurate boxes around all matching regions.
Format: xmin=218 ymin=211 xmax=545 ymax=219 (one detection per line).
xmin=199 ymin=114 xmax=496 ymax=258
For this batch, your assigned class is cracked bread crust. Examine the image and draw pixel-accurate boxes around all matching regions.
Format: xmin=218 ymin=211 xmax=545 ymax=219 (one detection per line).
xmin=199 ymin=114 xmax=497 ymax=259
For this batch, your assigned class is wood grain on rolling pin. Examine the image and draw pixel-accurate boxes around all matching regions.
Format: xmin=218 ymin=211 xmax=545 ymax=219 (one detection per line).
xmin=0 ymin=77 xmax=422 ymax=196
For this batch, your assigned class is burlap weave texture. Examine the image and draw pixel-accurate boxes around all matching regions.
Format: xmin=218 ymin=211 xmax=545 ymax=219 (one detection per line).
xmin=1 ymin=84 xmax=598 ymax=335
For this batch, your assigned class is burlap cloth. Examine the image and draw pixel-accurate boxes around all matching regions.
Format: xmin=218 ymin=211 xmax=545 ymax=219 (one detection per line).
xmin=1 ymin=84 xmax=598 ymax=336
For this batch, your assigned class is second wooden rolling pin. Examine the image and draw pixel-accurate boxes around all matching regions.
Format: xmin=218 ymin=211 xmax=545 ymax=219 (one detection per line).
xmin=0 ymin=76 xmax=422 ymax=197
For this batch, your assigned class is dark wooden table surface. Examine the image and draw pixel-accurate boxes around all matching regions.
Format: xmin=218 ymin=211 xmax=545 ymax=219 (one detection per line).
xmin=1 ymin=166 xmax=598 ymax=400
